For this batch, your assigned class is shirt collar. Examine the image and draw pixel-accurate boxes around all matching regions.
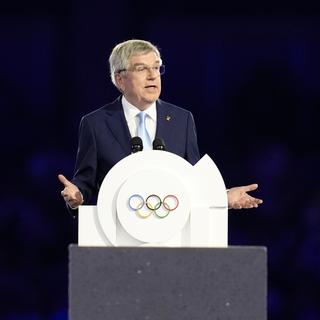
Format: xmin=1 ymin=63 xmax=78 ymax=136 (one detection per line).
xmin=122 ymin=95 xmax=157 ymax=122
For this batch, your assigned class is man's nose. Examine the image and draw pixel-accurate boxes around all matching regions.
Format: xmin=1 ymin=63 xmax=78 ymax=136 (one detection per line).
xmin=146 ymin=68 xmax=158 ymax=79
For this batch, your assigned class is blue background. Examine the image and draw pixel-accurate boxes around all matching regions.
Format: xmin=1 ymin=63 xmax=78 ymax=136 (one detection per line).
xmin=1 ymin=1 xmax=319 ymax=319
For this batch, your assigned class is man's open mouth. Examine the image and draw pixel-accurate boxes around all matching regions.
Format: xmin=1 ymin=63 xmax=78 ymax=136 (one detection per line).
xmin=145 ymin=85 xmax=157 ymax=89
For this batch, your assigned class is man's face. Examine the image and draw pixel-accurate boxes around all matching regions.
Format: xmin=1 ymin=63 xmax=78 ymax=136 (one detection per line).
xmin=116 ymin=51 xmax=162 ymax=110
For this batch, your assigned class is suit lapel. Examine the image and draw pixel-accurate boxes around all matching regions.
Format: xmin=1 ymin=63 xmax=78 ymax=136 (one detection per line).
xmin=105 ymin=97 xmax=132 ymax=154
xmin=156 ymin=100 xmax=173 ymax=145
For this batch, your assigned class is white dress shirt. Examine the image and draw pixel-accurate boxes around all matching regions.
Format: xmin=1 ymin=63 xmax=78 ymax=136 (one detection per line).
xmin=122 ymin=95 xmax=157 ymax=142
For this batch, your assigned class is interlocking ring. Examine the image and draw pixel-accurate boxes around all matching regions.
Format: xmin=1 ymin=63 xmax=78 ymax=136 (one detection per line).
xmin=146 ymin=194 xmax=162 ymax=210
xmin=135 ymin=209 xmax=153 ymax=219
xmin=162 ymin=195 xmax=179 ymax=211
xmin=128 ymin=194 xmax=144 ymax=210
xmin=127 ymin=194 xmax=179 ymax=219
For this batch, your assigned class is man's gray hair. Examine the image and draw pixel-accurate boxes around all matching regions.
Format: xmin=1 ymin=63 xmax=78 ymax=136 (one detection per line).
xmin=109 ymin=39 xmax=162 ymax=87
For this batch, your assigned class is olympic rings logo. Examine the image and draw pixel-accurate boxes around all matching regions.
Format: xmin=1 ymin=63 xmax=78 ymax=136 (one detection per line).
xmin=128 ymin=194 xmax=179 ymax=219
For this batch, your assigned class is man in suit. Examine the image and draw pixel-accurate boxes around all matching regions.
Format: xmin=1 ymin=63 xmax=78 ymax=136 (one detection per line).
xmin=59 ymin=39 xmax=262 ymax=210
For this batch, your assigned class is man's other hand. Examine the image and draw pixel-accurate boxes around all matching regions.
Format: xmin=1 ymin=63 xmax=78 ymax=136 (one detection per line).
xmin=58 ymin=174 xmax=84 ymax=209
xmin=227 ymin=184 xmax=263 ymax=209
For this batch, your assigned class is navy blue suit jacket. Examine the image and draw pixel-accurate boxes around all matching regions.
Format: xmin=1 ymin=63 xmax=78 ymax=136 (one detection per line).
xmin=72 ymin=96 xmax=200 ymax=204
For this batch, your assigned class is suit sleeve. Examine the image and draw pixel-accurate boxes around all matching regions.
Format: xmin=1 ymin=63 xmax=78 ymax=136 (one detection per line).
xmin=185 ymin=112 xmax=201 ymax=165
xmin=72 ymin=116 xmax=98 ymax=204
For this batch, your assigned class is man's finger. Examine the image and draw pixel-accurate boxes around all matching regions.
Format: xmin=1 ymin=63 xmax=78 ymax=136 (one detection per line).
xmin=252 ymin=198 xmax=263 ymax=206
xmin=243 ymin=183 xmax=258 ymax=192
xmin=58 ymin=174 xmax=72 ymax=187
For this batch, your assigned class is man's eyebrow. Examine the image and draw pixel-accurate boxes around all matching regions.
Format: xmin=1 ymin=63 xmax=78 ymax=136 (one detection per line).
xmin=132 ymin=60 xmax=161 ymax=66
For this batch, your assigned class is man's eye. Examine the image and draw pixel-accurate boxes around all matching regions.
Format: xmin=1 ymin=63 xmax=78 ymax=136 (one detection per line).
xmin=153 ymin=66 xmax=160 ymax=71
xmin=136 ymin=66 xmax=146 ymax=72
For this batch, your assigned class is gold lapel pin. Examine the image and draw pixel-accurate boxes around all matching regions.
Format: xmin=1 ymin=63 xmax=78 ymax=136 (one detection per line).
xmin=166 ymin=115 xmax=171 ymax=121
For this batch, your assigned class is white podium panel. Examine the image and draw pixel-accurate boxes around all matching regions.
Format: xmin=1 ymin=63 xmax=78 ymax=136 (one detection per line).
xmin=78 ymin=151 xmax=228 ymax=247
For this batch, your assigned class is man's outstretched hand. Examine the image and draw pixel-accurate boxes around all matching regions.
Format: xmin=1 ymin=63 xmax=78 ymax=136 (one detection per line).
xmin=58 ymin=174 xmax=84 ymax=209
xmin=227 ymin=184 xmax=263 ymax=209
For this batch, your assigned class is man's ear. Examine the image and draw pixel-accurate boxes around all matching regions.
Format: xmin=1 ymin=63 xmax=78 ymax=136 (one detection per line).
xmin=115 ymin=73 xmax=125 ymax=92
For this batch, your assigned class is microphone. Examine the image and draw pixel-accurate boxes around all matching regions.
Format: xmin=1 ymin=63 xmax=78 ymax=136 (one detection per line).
xmin=153 ymin=137 xmax=166 ymax=151
xmin=131 ymin=136 xmax=143 ymax=153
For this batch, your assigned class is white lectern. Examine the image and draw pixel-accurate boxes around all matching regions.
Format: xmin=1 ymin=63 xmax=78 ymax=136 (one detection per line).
xmin=78 ymin=151 xmax=228 ymax=247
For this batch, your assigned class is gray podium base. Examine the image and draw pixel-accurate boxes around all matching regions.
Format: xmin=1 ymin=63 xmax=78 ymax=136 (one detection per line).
xmin=69 ymin=245 xmax=267 ymax=320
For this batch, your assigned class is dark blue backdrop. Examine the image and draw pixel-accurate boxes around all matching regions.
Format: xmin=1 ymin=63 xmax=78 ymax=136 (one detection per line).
xmin=1 ymin=1 xmax=319 ymax=319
